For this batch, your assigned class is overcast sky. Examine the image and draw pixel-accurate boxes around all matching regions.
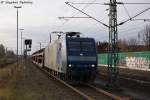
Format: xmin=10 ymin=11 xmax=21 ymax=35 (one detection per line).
xmin=0 ymin=0 xmax=149 ymax=54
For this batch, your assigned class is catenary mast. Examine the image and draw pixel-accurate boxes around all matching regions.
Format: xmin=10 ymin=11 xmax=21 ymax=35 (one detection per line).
xmin=107 ymin=0 xmax=119 ymax=88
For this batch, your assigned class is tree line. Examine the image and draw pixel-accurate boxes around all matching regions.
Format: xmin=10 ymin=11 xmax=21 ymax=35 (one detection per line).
xmin=0 ymin=44 xmax=15 ymax=58
xmin=97 ymin=24 xmax=150 ymax=53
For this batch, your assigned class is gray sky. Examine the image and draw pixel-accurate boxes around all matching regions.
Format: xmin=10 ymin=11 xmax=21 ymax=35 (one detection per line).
xmin=0 ymin=0 xmax=149 ymax=54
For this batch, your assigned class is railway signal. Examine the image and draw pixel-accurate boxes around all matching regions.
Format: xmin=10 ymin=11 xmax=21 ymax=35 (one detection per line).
xmin=24 ymin=39 xmax=32 ymax=58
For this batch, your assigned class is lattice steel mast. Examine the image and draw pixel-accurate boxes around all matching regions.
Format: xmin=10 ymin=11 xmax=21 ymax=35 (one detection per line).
xmin=64 ymin=1 xmax=150 ymax=89
xmin=107 ymin=0 xmax=119 ymax=88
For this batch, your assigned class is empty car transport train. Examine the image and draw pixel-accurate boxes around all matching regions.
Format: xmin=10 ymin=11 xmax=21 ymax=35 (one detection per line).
xmin=32 ymin=32 xmax=97 ymax=84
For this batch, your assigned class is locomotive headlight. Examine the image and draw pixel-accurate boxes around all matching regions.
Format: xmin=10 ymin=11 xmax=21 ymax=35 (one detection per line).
xmin=68 ymin=64 xmax=72 ymax=67
xmin=91 ymin=64 xmax=95 ymax=67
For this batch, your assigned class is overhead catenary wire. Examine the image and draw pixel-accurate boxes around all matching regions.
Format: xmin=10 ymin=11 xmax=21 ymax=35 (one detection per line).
xmin=58 ymin=0 xmax=109 ymax=35
xmin=63 ymin=1 xmax=150 ymax=28
xmin=59 ymin=17 xmax=91 ymax=19
xmin=67 ymin=2 xmax=150 ymax=5
xmin=131 ymin=19 xmax=150 ymax=22
xmin=118 ymin=1 xmax=150 ymax=23
xmin=117 ymin=2 xmax=150 ymax=5
xmin=57 ymin=0 xmax=97 ymax=29
xmin=56 ymin=1 xmax=150 ymax=44
xmin=70 ymin=0 xmax=97 ymax=17
xmin=58 ymin=0 xmax=150 ymax=40
xmin=118 ymin=7 xmax=150 ymax=26
xmin=120 ymin=0 xmax=131 ymax=20
xmin=68 ymin=2 xmax=106 ymax=5
xmin=65 ymin=2 xmax=109 ymax=27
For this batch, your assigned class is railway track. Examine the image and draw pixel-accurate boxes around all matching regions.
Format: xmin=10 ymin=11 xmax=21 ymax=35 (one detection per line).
xmin=99 ymin=72 xmax=150 ymax=85
xmin=34 ymin=63 xmax=129 ymax=100
xmin=119 ymin=75 xmax=150 ymax=84
xmin=75 ymin=84 xmax=129 ymax=100
xmin=98 ymin=65 xmax=150 ymax=84
xmin=74 ymin=85 xmax=110 ymax=100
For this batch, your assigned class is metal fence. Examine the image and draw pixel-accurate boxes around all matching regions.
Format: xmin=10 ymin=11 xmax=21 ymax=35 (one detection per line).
xmin=98 ymin=51 xmax=150 ymax=70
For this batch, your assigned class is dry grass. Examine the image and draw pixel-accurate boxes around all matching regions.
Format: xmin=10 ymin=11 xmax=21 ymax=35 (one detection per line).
xmin=0 ymin=64 xmax=15 ymax=85
xmin=0 ymin=60 xmax=84 ymax=100
xmin=0 ymin=63 xmax=16 ymax=100
xmin=0 ymin=61 xmax=56 ymax=100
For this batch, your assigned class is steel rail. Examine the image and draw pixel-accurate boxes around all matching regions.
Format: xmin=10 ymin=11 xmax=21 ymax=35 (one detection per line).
xmin=34 ymin=63 xmax=93 ymax=100
xmin=87 ymin=84 xmax=129 ymax=100
xmin=99 ymin=72 xmax=150 ymax=85
xmin=33 ymin=62 xmax=128 ymax=100
xmin=46 ymin=72 xmax=93 ymax=100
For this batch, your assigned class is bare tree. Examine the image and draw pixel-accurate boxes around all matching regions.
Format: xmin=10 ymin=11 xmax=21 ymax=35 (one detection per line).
xmin=127 ymin=38 xmax=138 ymax=51
xmin=142 ymin=25 xmax=150 ymax=50
xmin=127 ymin=37 xmax=138 ymax=46
xmin=96 ymin=41 xmax=108 ymax=53
xmin=118 ymin=39 xmax=128 ymax=52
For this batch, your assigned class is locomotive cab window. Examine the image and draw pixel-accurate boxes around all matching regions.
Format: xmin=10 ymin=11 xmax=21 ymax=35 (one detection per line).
xmin=67 ymin=41 xmax=94 ymax=52
xmin=67 ymin=41 xmax=80 ymax=51
xmin=81 ymin=42 xmax=94 ymax=52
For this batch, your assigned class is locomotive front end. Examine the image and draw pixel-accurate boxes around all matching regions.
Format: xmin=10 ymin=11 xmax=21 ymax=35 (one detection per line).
xmin=66 ymin=37 xmax=97 ymax=84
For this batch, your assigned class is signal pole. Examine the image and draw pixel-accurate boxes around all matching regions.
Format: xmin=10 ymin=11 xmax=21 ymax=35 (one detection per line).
xmin=107 ymin=0 xmax=119 ymax=88
xmin=14 ymin=6 xmax=22 ymax=62
xmin=50 ymin=34 xmax=51 ymax=43
xmin=20 ymin=28 xmax=24 ymax=57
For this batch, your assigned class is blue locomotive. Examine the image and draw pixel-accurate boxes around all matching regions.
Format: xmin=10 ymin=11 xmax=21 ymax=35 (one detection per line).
xmin=32 ymin=32 xmax=97 ymax=84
